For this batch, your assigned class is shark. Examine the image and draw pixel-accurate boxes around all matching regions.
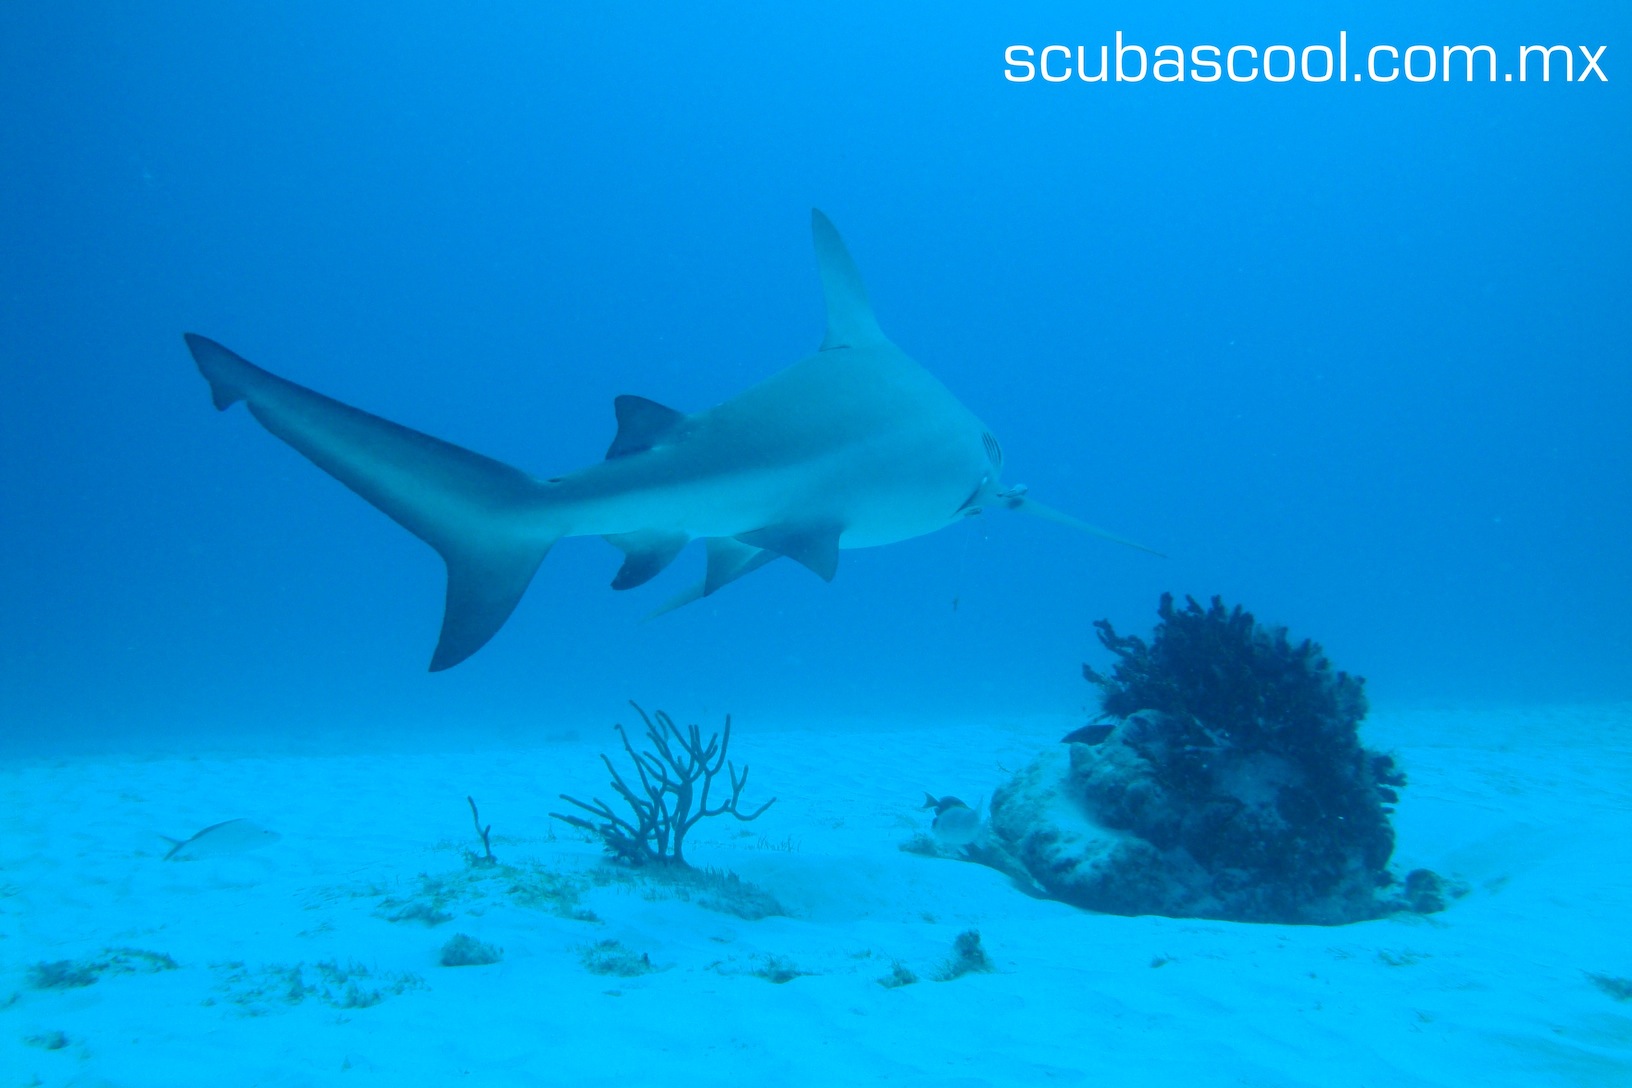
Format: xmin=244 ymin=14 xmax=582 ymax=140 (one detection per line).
xmin=185 ymin=210 xmax=1158 ymax=670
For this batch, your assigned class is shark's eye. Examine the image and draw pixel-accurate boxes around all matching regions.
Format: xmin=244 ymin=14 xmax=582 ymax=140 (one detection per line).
xmin=981 ymin=432 xmax=1003 ymax=467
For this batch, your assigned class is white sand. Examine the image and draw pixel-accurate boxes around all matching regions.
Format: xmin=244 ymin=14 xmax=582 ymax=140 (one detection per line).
xmin=2 ymin=706 xmax=1629 ymax=1087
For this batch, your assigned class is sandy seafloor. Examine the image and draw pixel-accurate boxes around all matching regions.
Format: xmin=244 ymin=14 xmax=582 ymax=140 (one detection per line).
xmin=2 ymin=705 xmax=1629 ymax=1088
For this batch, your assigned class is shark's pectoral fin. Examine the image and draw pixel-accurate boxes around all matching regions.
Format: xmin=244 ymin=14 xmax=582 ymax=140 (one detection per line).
xmin=184 ymin=333 xmax=558 ymax=670
xmin=605 ymin=531 xmax=689 ymax=590
xmin=736 ymin=522 xmax=842 ymax=581
xmin=606 ymin=395 xmax=686 ymax=459
xmin=811 ymin=209 xmax=887 ymax=351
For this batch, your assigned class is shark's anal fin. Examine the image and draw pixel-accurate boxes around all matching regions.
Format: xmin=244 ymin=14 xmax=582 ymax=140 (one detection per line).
xmin=184 ymin=333 xmax=557 ymax=671
xmin=605 ymin=530 xmax=689 ymax=590
xmin=811 ymin=209 xmax=886 ymax=351
xmin=606 ymin=395 xmax=686 ymax=459
xmin=736 ymin=522 xmax=842 ymax=581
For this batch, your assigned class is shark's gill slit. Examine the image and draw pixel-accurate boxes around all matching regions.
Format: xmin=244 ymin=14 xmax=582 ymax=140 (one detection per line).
xmin=982 ymin=431 xmax=1003 ymax=467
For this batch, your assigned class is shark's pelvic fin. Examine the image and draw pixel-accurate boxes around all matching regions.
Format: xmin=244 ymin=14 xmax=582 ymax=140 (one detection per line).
xmin=605 ymin=530 xmax=689 ymax=590
xmin=704 ymin=537 xmax=773 ymax=595
xmin=811 ymin=208 xmax=886 ymax=351
xmin=184 ymin=333 xmax=556 ymax=670
xmin=606 ymin=395 xmax=687 ymax=459
xmin=736 ymin=522 xmax=842 ymax=581
xmin=643 ymin=538 xmax=777 ymax=620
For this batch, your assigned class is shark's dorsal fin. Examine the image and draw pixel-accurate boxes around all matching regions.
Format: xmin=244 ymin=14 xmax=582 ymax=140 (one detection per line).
xmin=606 ymin=395 xmax=686 ymax=459
xmin=605 ymin=530 xmax=689 ymax=590
xmin=737 ymin=521 xmax=842 ymax=581
xmin=812 ymin=209 xmax=886 ymax=351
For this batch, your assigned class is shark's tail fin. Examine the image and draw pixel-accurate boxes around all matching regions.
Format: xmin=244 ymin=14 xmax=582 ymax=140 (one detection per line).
xmin=185 ymin=334 xmax=556 ymax=670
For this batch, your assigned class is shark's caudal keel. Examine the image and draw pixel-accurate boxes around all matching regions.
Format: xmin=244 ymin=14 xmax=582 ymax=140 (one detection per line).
xmin=186 ymin=210 xmax=1158 ymax=670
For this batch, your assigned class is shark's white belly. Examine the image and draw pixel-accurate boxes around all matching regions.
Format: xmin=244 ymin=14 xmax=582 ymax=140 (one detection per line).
xmin=539 ymin=340 xmax=997 ymax=549
xmin=546 ymin=431 xmax=985 ymax=549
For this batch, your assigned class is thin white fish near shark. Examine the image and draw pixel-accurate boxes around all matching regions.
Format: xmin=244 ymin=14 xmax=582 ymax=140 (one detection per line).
xmin=185 ymin=210 xmax=1159 ymax=670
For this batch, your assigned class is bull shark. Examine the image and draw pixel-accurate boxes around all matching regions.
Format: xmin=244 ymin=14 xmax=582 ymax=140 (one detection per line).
xmin=185 ymin=210 xmax=1158 ymax=670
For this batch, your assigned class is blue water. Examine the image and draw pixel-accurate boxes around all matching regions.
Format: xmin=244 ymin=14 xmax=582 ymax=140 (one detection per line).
xmin=2 ymin=2 xmax=1628 ymax=754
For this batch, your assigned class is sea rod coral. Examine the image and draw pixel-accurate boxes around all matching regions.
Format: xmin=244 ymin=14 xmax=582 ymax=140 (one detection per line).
xmin=553 ymin=704 xmax=775 ymax=867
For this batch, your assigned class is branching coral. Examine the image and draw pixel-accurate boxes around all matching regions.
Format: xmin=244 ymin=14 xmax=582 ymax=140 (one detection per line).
xmin=1084 ymin=593 xmax=1372 ymax=768
xmin=465 ymin=795 xmax=496 ymax=868
xmin=991 ymin=593 xmax=1424 ymax=925
xmin=552 ymin=703 xmax=775 ymax=867
xmin=1085 ymin=594 xmax=1399 ymax=895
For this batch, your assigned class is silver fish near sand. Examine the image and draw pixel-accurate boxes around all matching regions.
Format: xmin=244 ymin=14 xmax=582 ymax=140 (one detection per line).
xmin=186 ymin=210 xmax=1159 ymax=670
xmin=922 ymin=793 xmax=984 ymax=848
xmin=162 ymin=819 xmax=281 ymax=861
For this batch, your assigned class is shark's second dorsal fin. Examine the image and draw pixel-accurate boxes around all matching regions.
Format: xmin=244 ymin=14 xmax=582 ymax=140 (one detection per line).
xmin=812 ymin=209 xmax=886 ymax=351
xmin=606 ymin=395 xmax=686 ymax=459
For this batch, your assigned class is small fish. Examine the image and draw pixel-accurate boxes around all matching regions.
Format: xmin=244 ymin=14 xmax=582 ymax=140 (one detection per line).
xmin=161 ymin=819 xmax=281 ymax=861
xmin=1061 ymin=723 xmax=1115 ymax=745
xmin=921 ymin=793 xmax=983 ymax=847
